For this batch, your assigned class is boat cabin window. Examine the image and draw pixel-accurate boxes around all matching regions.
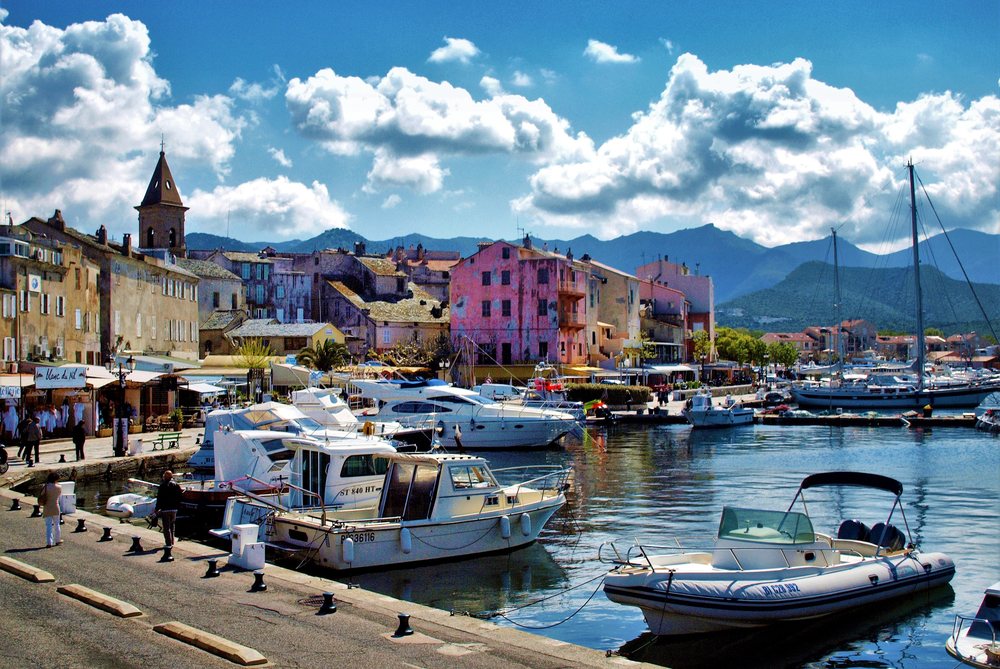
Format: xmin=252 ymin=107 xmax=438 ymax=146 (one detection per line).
xmin=449 ymin=464 xmax=497 ymax=490
xmin=391 ymin=401 xmax=452 ymax=414
xmin=430 ymin=395 xmax=478 ymax=406
xmin=339 ymin=454 xmax=389 ymax=478
xmin=380 ymin=462 xmax=439 ymax=521
xmin=718 ymin=507 xmax=815 ymax=544
xmin=259 ymin=438 xmax=295 ymax=462
xmin=302 ymin=450 xmax=330 ymax=505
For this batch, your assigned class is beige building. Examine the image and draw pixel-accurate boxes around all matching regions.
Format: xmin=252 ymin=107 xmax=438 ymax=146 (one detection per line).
xmin=175 ymin=257 xmax=245 ymax=326
xmin=223 ymin=319 xmax=346 ymax=356
xmin=0 ymin=224 xmax=102 ymax=364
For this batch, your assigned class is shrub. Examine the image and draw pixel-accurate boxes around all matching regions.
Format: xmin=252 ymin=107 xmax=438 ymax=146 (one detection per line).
xmin=565 ymin=383 xmax=652 ymax=404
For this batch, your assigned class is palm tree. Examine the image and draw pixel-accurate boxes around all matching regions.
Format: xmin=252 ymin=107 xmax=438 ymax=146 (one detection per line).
xmin=296 ymin=339 xmax=349 ymax=373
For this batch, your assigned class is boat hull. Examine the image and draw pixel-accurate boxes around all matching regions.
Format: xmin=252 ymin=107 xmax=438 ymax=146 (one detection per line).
xmin=269 ymin=503 xmax=563 ymax=571
xmin=433 ymin=417 xmax=574 ymax=449
xmin=603 ymin=551 xmax=955 ymax=635
xmin=683 ymin=408 xmax=754 ymax=428
xmin=791 ymin=384 xmax=997 ymax=410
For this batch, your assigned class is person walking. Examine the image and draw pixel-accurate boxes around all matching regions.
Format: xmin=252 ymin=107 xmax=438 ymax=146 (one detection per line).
xmin=153 ymin=470 xmax=182 ymax=548
xmin=24 ymin=417 xmax=42 ymax=466
xmin=15 ymin=415 xmax=31 ymax=461
xmin=72 ymin=420 xmax=86 ymax=461
xmin=37 ymin=473 xmax=63 ymax=547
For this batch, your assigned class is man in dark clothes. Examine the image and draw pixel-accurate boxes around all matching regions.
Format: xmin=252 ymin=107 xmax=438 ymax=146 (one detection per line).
xmin=72 ymin=420 xmax=86 ymax=461
xmin=153 ymin=470 xmax=182 ymax=547
xmin=24 ymin=417 xmax=42 ymax=466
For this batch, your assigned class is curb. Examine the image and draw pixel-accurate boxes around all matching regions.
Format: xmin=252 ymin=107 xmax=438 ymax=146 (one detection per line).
xmin=154 ymin=621 xmax=268 ymax=666
xmin=0 ymin=556 xmax=56 ymax=583
xmin=57 ymin=583 xmax=144 ymax=618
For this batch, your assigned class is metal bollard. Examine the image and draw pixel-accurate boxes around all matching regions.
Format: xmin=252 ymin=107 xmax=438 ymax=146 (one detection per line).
xmin=318 ymin=592 xmax=337 ymax=615
xmin=30 ymin=504 xmax=41 ymax=518
xmin=99 ymin=526 xmax=113 ymax=542
xmin=204 ymin=558 xmax=221 ymax=578
xmin=129 ymin=536 xmax=144 ymax=553
xmin=58 ymin=454 xmax=66 ymax=463
xmin=10 ymin=498 xmax=21 ymax=511
xmin=160 ymin=545 xmax=174 ymax=562
xmin=249 ymin=570 xmax=267 ymax=592
xmin=74 ymin=518 xmax=87 ymax=533
xmin=393 ymin=613 xmax=413 ymax=637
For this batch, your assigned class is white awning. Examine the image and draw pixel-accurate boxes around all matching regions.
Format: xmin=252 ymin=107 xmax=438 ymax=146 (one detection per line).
xmin=647 ymin=365 xmax=697 ymax=373
xmin=183 ymin=383 xmax=226 ymax=396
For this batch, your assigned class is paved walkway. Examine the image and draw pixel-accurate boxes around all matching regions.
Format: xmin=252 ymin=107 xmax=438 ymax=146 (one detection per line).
xmin=3 ymin=425 xmax=205 ymax=469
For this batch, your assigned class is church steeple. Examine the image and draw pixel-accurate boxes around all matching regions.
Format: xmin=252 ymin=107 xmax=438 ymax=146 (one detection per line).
xmin=136 ymin=149 xmax=188 ymax=256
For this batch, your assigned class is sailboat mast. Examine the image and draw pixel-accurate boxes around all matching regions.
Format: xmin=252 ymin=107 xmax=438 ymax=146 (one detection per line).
xmin=832 ymin=228 xmax=842 ymax=367
xmin=908 ymin=160 xmax=925 ymax=392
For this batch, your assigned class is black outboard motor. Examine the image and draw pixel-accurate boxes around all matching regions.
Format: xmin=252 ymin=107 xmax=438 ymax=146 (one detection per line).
xmin=869 ymin=522 xmax=906 ymax=551
xmin=837 ymin=519 xmax=870 ymax=542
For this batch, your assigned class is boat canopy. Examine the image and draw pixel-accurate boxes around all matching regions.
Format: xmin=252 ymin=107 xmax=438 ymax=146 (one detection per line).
xmin=799 ymin=472 xmax=903 ymax=496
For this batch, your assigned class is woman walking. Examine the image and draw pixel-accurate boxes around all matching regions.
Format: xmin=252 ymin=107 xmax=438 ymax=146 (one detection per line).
xmin=72 ymin=420 xmax=86 ymax=461
xmin=37 ymin=473 xmax=63 ymax=547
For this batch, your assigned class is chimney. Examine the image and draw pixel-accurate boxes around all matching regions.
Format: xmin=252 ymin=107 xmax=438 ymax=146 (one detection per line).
xmin=523 ymin=234 xmax=532 ymax=250
xmin=417 ymin=243 xmax=424 ymax=260
xmin=354 ymin=241 xmax=366 ymax=256
xmin=97 ymin=225 xmax=108 ymax=245
xmin=566 ymin=248 xmax=573 ymax=262
xmin=48 ymin=209 xmax=66 ymax=232
xmin=122 ymin=233 xmax=132 ymax=256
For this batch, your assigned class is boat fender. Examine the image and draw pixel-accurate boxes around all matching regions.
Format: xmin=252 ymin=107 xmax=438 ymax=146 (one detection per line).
xmin=343 ymin=536 xmax=355 ymax=563
xmin=520 ymin=513 xmax=531 ymax=537
xmin=120 ymin=503 xmax=134 ymax=518
xmin=400 ymin=527 xmax=412 ymax=554
xmin=499 ymin=515 xmax=511 ymax=539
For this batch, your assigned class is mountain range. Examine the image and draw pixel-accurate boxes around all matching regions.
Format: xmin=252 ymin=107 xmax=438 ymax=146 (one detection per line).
xmin=186 ymin=224 xmax=998 ymax=304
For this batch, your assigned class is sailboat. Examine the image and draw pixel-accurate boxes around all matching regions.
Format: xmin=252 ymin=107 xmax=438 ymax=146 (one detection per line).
xmin=790 ymin=161 xmax=999 ymax=410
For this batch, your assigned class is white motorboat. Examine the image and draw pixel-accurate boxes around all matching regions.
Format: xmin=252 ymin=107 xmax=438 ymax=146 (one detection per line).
xmin=601 ymin=472 xmax=955 ymax=635
xmin=947 ymin=581 xmax=1000 ymax=667
xmin=976 ymin=409 xmax=1000 ymax=433
xmin=216 ymin=451 xmax=571 ymax=571
xmin=290 ymin=387 xmax=435 ymax=449
xmin=350 ymin=378 xmax=578 ymax=449
xmin=106 ymin=478 xmax=158 ymax=519
xmin=682 ymin=392 xmax=754 ymax=428
xmin=188 ymin=401 xmax=400 ymax=472
xmin=190 ymin=428 xmax=397 ymax=525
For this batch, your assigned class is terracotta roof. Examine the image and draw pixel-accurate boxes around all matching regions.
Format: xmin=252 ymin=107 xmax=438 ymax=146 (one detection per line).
xmin=138 ymin=151 xmax=186 ymax=208
xmin=327 ymin=280 xmax=449 ymax=324
xmin=176 ymin=257 xmax=241 ymax=280
xmin=222 ymin=252 xmax=274 ymax=263
xmin=358 ymin=256 xmax=406 ymax=276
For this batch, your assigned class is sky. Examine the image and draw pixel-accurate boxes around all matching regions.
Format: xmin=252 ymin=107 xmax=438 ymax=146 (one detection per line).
xmin=1 ymin=1 xmax=998 ymax=252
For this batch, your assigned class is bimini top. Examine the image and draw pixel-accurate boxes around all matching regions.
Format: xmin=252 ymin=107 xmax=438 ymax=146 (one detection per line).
xmin=799 ymin=472 xmax=903 ymax=496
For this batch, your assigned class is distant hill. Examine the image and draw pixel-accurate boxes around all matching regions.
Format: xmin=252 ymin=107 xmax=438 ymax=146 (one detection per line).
xmin=717 ymin=261 xmax=1000 ymax=335
xmin=186 ymin=224 xmax=998 ymax=302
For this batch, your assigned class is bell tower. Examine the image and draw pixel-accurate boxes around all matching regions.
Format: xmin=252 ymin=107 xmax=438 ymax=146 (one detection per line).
xmin=135 ymin=147 xmax=188 ymax=257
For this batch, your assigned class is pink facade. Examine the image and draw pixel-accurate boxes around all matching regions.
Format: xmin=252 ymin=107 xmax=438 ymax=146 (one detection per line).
xmin=450 ymin=240 xmax=587 ymax=365
xmin=635 ymin=258 xmax=715 ymax=347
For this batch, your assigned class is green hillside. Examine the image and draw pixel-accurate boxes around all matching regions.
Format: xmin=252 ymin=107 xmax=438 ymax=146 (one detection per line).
xmin=718 ymin=261 xmax=1000 ymax=336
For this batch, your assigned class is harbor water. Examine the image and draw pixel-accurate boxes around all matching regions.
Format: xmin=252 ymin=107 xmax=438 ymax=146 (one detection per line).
xmin=77 ymin=422 xmax=998 ymax=668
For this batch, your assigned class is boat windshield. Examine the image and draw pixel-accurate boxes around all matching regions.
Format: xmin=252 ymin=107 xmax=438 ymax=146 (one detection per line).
xmin=718 ymin=507 xmax=815 ymax=544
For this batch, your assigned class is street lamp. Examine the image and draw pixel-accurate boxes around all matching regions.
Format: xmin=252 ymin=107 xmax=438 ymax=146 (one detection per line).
xmin=700 ymin=353 xmax=707 ymax=385
xmin=106 ymin=354 xmax=135 ymax=456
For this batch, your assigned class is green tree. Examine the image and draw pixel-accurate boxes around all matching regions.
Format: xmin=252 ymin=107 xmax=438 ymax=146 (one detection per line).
xmin=296 ymin=339 xmax=349 ymax=373
xmin=767 ymin=342 xmax=800 ymax=369
xmin=692 ymin=330 xmax=712 ymax=361
xmin=234 ymin=338 xmax=273 ymax=369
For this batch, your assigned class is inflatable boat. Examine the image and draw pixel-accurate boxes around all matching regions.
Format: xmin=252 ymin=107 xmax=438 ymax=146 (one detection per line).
xmin=601 ymin=472 xmax=956 ymax=635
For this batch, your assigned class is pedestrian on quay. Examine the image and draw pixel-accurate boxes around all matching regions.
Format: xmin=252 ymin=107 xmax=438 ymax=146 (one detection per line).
xmin=153 ymin=470 xmax=182 ymax=548
xmin=24 ymin=416 xmax=42 ymax=466
xmin=37 ymin=472 xmax=63 ymax=547
xmin=15 ymin=415 xmax=31 ymax=461
xmin=72 ymin=420 xmax=86 ymax=461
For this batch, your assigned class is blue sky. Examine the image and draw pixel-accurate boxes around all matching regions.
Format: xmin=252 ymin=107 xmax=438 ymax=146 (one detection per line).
xmin=1 ymin=1 xmax=997 ymax=250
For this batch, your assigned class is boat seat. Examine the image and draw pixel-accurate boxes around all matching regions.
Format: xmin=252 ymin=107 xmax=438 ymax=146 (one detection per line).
xmin=869 ymin=522 xmax=905 ymax=551
xmin=837 ymin=519 xmax=870 ymax=542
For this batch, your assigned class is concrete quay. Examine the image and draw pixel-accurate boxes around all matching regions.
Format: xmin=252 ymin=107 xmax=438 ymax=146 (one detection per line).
xmin=0 ymin=488 xmax=647 ymax=669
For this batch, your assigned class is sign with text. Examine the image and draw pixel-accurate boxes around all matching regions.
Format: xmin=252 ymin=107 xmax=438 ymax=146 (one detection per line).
xmin=34 ymin=365 xmax=88 ymax=389
xmin=0 ymin=386 xmax=22 ymax=399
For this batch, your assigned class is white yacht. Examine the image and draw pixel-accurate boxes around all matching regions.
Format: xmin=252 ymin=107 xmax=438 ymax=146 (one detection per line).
xmin=351 ymin=378 xmax=578 ymax=449
xmin=290 ymin=387 xmax=434 ymax=449
xmin=947 ymin=581 xmax=1000 ymax=667
xmin=216 ymin=451 xmax=571 ymax=571
xmin=601 ymin=472 xmax=955 ymax=635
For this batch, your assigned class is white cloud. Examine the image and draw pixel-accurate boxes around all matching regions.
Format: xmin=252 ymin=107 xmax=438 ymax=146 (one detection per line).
xmin=428 ymin=36 xmax=480 ymax=64
xmin=268 ymin=147 xmax=293 ymax=168
xmin=511 ymin=70 xmax=533 ymax=88
xmin=187 ymin=176 xmax=350 ymax=238
xmin=659 ymin=38 xmax=676 ymax=55
xmin=516 ymin=53 xmax=1000 ymax=245
xmin=230 ymin=77 xmax=280 ymax=103
xmin=0 ymin=14 xmax=247 ymax=237
xmin=584 ymin=39 xmax=639 ymax=64
xmin=381 ymin=194 xmax=402 ymax=209
xmin=480 ymin=75 xmax=504 ymax=97
xmin=287 ymin=66 xmax=594 ymax=194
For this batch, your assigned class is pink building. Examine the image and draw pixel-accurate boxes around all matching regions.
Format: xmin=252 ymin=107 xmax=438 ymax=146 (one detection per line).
xmin=635 ymin=257 xmax=715 ymax=358
xmin=450 ymin=237 xmax=587 ymax=365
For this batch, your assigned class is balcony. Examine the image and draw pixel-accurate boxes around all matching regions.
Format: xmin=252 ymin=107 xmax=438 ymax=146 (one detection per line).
xmin=557 ymin=279 xmax=586 ymax=298
xmin=558 ymin=308 xmax=586 ymax=330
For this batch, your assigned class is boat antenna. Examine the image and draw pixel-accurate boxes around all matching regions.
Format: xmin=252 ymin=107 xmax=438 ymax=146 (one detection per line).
xmin=832 ymin=227 xmax=842 ymax=371
xmin=908 ymin=159 xmax=925 ymax=392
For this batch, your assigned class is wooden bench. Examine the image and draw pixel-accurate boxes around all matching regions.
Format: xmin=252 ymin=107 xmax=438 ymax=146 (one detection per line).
xmin=149 ymin=431 xmax=182 ymax=451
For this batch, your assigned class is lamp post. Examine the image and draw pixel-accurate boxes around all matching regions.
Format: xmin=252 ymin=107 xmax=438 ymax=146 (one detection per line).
xmin=106 ymin=355 xmax=135 ymax=456
xmin=700 ymin=353 xmax=707 ymax=386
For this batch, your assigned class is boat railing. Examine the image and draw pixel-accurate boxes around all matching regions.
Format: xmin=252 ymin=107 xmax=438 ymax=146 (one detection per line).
xmin=491 ymin=465 xmax=573 ymax=501
xmin=951 ymin=614 xmax=997 ymax=652
xmin=598 ymin=538 xmax=843 ymax=571
xmin=228 ymin=474 xmax=329 ymax=524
